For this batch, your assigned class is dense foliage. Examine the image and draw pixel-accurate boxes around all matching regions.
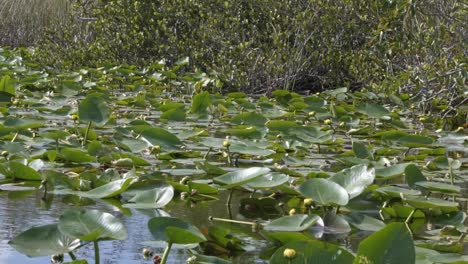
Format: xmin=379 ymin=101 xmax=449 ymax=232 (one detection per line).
xmin=32 ymin=0 xmax=466 ymax=99
xmin=1 ymin=47 xmax=467 ymax=264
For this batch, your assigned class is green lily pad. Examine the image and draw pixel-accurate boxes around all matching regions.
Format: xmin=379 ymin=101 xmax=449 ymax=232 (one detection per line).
xmin=61 ymin=148 xmax=95 ymax=163
xmin=245 ymin=172 xmax=289 ymax=189
xmin=405 ymin=164 xmax=426 ymax=189
xmin=354 ymin=223 xmax=415 ymax=264
xmin=352 ymin=140 xmax=372 ymax=159
xmin=375 ymin=163 xmax=410 ymax=179
xmin=191 ymin=91 xmax=211 ymax=117
xmin=79 ymin=178 xmax=135 ymax=198
xmin=58 ymin=208 xmax=127 ymax=241
xmin=397 ymin=135 xmax=434 ymax=148
xmin=264 ymin=214 xmax=321 ymax=232
xmin=356 ymin=103 xmax=389 ymax=118
xmin=8 ymin=161 xmax=41 ymax=180
xmin=329 ymin=164 xmax=375 ymax=199
xmin=376 ymin=186 xmax=422 ymax=198
xmin=140 ymin=127 xmax=182 ymax=150
xmin=148 ymin=217 xmax=206 ymax=244
xmin=78 ymin=93 xmax=110 ymax=126
xmin=231 ymin=112 xmax=268 ymax=126
xmin=345 ymin=213 xmax=385 ymax=232
xmin=415 ymin=181 xmax=461 ymax=194
xmin=9 ymin=224 xmax=80 ymax=257
xmin=213 ymin=167 xmax=270 ymax=189
xmin=405 ymin=197 xmax=459 ymax=212
xmin=123 ymin=183 xmax=174 ymax=208
xmin=298 ymin=178 xmax=349 ymax=206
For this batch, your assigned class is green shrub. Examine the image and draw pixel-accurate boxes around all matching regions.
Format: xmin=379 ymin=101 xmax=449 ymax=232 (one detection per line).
xmin=35 ymin=0 xmax=466 ymax=103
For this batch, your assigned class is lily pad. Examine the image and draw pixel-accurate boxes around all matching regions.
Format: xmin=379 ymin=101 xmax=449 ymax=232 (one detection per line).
xmin=298 ymin=178 xmax=349 ymax=206
xmin=140 ymin=127 xmax=182 ymax=150
xmin=213 ymin=167 xmax=270 ymax=189
xmin=9 ymin=224 xmax=80 ymax=257
xmin=58 ymin=208 xmax=128 ymax=241
xmin=78 ymin=93 xmax=110 ymax=126
xmin=329 ymin=164 xmax=375 ymax=199
xmin=123 ymin=183 xmax=174 ymax=208
xmin=245 ymin=172 xmax=289 ymax=189
xmin=354 ymin=223 xmax=415 ymax=264
xmin=148 ymin=217 xmax=206 ymax=244
xmin=264 ymin=214 xmax=321 ymax=232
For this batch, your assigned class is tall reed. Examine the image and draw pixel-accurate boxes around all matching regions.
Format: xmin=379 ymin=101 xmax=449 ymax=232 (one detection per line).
xmin=0 ymin=0 xmax=70 ymax=46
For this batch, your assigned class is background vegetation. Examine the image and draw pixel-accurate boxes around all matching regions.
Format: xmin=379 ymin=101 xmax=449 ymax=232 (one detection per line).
xmin=1 ymin=0 xmax=466 ymax=105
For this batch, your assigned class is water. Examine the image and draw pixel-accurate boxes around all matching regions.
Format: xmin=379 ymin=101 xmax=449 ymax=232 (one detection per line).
xmin=0 ymin=189 xmax=266 ymax=264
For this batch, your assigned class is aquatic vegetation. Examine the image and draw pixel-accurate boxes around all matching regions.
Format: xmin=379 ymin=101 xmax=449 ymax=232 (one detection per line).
xmin=0 ymin=47 xmax=466 ymax=263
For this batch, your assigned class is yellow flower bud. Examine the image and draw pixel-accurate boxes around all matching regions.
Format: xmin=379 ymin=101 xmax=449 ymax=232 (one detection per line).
xmin=304 ymin=198 xmax=313 ymax=206
xmin=324 ymin=119 xmax=332 ymax=125
xmin=283 ymin=248 xmax=296 ymax=259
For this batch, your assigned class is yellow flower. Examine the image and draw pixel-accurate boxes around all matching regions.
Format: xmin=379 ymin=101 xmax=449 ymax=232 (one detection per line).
xmin=283 ymin=248 xmax=296 ymax=259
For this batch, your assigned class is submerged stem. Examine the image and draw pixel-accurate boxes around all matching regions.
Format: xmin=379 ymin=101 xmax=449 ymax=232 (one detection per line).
xmin=160 ymin=242 xmax=173 ymax=264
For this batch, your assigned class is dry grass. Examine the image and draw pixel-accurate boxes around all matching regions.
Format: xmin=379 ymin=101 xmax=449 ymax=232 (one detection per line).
xmin=0 ymin=0 xmax=70 ymax=46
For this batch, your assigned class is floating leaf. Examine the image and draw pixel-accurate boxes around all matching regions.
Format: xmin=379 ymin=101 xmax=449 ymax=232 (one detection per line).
xmin=231 ymin=112 xmax=268 ymax=126
xmin=78 ymin=93 xmax=109 ymax=126
xmin=405 ymin=197 xmax=459 ymax=212
xmin=356 ymin=103 xmax=389 ymax=118
xmin=397 ymin=135 xmax=434 ymax=148
xmin=415 ymin=181 xmax=461 ymax=194
xmin=213 ymin=167 xmax=270 ymax=189
xmin=191 ymin=91 xmax=211 ymax=116
xmin=61 ymin=148 xmax=95 ymax=163
xmin=354 ymin=223 xmax=415 ymax=264
xmin=298 ymin=178 xmax=349 ymax=206
xmin=79 ymin=178 xmax=135 ymax=198
xmin=123 ymin=183 xmax=174 ymax=208
xmin=345 ymin=213 xmax=385 ymax=232
xmin=352 ymin=140 xmax=372 ymax=159
xmin=9 ymin=224 xmax=80 ymax=257
xmin=405 ymin=164 xmax=426 ymax=189
xmin=376 ymin=186 xmax=421 ymax=198
xmin=375 ymin=163 xmax=410 ymax=179
xmin=140 ymin=127 xmax=182 ymax=150
xmin=245 ymin=172 xmax=289 ymax=189
xmin=264 ymin=214 xmax=321 ymax=232
xmin=58 ymin=208 xmax=127 ymax=241
xmin=329 ymin=164 xmax=375 ymax=199
xmin=8 ymin=161 xmax=41 ymax=180
xmin=148 ymin=217 xmax=206 ymax=244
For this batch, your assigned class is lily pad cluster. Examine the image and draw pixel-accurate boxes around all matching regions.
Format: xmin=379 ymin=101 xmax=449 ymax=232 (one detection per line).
xmin=1 ymin=47 xmax=467 ymax=263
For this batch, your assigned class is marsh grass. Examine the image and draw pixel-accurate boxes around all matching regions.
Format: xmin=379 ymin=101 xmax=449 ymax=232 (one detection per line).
xmin=0 ymin=0 xmax=70 ymax=46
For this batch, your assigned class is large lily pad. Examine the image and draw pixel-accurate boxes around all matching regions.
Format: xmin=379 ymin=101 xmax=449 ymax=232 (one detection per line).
xmin=354 ymin=223 xmax=415 ymax=264
xmin=213 ymin=167 xmax=270 ymax=188
xmin=58 ymin=208 xmax=127 ymax=241
xmin=78 ymin=93 xmax=110 ymax=126
xmin=140 ymin=127 xmax=182 ymax=150
xmin=298 ymin=178 xmax=349 ymax=206
xmin=329 ymin=164 xmax=375 ymax=199
xmin=148 ymin=217 xmax=206 ymax=244
xmin=9 ymin=224 xmax=80 ymax=257
xmin=123 ymin=183 xmax=174 ymax=208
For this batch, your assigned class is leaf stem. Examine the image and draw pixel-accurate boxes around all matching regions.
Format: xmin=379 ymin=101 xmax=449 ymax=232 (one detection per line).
xmin=93 ymin=241 xmax=100 ymax=264
xmin=83 ymin=120 xmax=92 ymax=146
xmin=69 ymin=251 xmax=76 ymax=260
xmin=160 ymin=242 xmax=173 ymax=264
